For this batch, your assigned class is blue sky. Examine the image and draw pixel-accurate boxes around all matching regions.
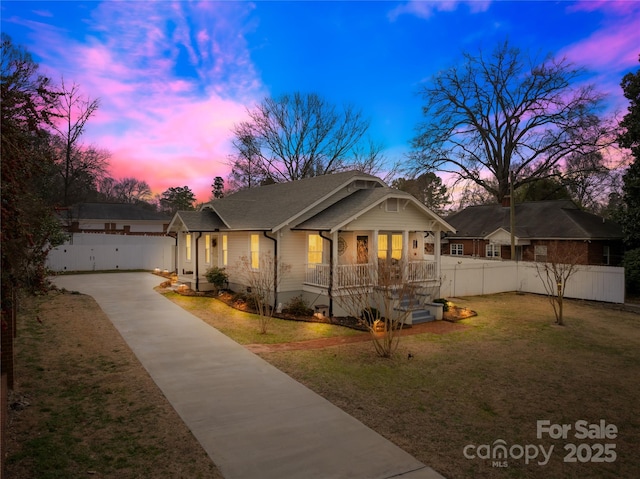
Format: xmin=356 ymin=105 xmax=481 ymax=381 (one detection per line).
xmin=2 ymin=1 xmax=639 ymax=200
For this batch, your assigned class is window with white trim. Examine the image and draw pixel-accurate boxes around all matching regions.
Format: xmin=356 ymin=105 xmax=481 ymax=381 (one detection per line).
xmin=185 ymin=233 xmax=192 ymax=261
xmin=308 ymin=234 xmax=323 ymax=265
xmin=204 ymin=234 xmax=211 ymax=263
xmin=378 ymin=234 xmax=388 ymax=260
xmin=378 ymin=233 xmax=403 ymax=260
xmin=391 ymin=234 xmax=402 ymax=260
xmin=450 ymin=243 xmax=463 ymax=256
xmin=250 ymin=234 xmax=260 ymax=269
xmin=486 ymin=244 xmax=501 ymax=259
xmin=222 ymin=234 xmax=228 ymax=266
xmin=534 ymin=245 xmax=547 ymax=262
xmin=603 ymin=245 xmax=610 ymax=265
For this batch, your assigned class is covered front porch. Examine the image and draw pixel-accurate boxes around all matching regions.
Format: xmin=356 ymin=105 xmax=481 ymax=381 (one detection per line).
xmin=304 ymin=259 xmax=437 ymax=290
xmin=301 ymin=228 xmax=442 ymax=295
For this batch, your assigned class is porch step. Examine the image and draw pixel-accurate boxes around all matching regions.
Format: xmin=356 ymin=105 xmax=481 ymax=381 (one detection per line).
xmin=412 ymin=309 xmax=435 ymax=324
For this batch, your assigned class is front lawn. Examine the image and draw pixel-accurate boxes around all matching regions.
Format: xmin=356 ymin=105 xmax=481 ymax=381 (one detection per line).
xmin=262 ymin=293 xmax=640 ymax=479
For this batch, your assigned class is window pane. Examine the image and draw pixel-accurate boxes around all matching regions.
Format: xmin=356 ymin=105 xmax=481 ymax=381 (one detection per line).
xmin=308 ymin=234 xmax=323 ymax=265
xmin=185 ymin=234 xmax=192 ymax=261
xmin=205 ymin=234 xmax=211 ymax=263
xmin=251 ymin=234 xmax=259 ymax=269
xmin=378 ymin=235 xmax=388 ymax=259
xmin=222 ymin=235 xmax=228 ymax=266
xmin=391 ymin=234 xmax=402 ymax=260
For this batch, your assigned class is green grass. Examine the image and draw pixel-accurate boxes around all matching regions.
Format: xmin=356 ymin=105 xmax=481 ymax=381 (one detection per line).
xmin=161 ymin=291 xmax=363 ymax=344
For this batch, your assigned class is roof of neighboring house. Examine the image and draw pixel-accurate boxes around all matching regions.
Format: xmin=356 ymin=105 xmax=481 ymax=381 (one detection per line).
xmin=167 ymin=170 xmax=455 ymax=233
xmin=445 ymin=200 xmax=623 ymax=240
xmin=62 ymin=203 xmax=170 ymax=221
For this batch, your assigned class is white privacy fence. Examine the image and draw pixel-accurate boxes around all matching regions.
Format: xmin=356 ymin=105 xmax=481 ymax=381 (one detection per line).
xmin=440 ymin=256 xmax=625 ymax=304
xmin=47 ymin=233 xmax=175 ymax=272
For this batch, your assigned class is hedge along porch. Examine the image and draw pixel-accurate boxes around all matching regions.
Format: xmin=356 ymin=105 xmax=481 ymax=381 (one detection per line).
xmin=167 ymin=171 xmax=455 ymax=320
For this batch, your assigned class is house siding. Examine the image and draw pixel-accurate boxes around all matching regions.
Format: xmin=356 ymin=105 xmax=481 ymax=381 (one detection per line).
xmin=221 ymin=232 xmax=275 ymax=289
xmin=278 ymin=229 xmax=308 ymax=293
xmin=344 ymin=201 xmax=437 ymax=231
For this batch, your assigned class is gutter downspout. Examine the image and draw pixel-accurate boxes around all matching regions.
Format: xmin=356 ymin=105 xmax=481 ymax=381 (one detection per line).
xmin=319 ymin=231 xmax=333 ymax=318
xmin=169 ymin=233 xmax=178 ymax=274
xmin=263 ymin=231 xmax=278 ymax=311
xmin=195 ymin=232 xmax=202 ymax=291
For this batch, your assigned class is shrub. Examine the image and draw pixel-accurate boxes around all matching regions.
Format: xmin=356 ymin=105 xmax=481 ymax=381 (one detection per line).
xmin=204 ymin=267 xmax=228 ymax=292
xmin=283 ymin=295 xmax=314 ymax=316
xmin=433 ymin=298 xmax=450 ymax=312
xmin=623 ymin=248 xmax=640 ymax=296
xmin=360 ymin=307 xmax=381 ymax=325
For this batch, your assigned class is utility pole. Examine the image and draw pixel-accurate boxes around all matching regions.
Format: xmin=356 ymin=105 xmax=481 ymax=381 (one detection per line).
xmin=510 ymin=170 xmax=516 ymax=261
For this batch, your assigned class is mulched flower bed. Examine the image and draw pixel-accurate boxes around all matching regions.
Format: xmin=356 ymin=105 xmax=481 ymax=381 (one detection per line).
xmin=157 ymin=272 xmax=476 ymax=330
xmin=443 ymin=305 xmax=477 ymax=322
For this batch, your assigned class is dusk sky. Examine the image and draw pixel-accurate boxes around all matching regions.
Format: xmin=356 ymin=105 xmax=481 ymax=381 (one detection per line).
xmin=2 ymin=1 xmax=639 ymax=202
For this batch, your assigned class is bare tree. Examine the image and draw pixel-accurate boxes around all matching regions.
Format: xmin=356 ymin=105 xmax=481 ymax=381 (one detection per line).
xmin=231 ymin=92 xmax=382 ymax=184
xmin=455 ymin=180 xmax=496 ymax=209
xmin=333 ymin=262 xmax=420 ymax=358
xmin=112 ymin=177 xmax=152 ymax=203
xmin=534 ymin=241 xmax=587 ymax=326
xmin=410 ymin=40 xmax=615 ymax=204
xmin=50 ymin=78 xmax=107 ymax=205
xmin=235 ymin=253 xmax=290 ymax=334
xmin=227 ymin=126 xmax=270 ymax=191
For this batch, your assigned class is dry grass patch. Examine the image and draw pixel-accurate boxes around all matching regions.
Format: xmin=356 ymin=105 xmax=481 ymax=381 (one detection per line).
xmin=264 ymin=293 xmax=640 ymax=479
xmin=5 ymin=290 xmax=222 ymax=479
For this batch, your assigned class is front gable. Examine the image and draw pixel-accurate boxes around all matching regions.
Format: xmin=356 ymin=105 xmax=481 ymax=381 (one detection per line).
xmin=292 ymin=189 xmax=455 ymax=234
xmin=484 ymin=228 xmax=530 ymax=246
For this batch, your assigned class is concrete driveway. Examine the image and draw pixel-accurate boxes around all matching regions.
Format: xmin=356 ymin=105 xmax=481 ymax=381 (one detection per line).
xmin=53 ymin=272 xmax=444 ymax=479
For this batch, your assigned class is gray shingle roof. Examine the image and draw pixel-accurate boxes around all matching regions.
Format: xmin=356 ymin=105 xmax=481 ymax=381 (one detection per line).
xmin=169 ymin=170 xmax=455 ymax=233
xmin=206 ymin=170 xmax=383 ymax=230
xmin=446 ymin=200 xmax=623 ymax=240
xmin=64 ymin=203 xmax=170 ymax=221
xmin=170 ymin=210 xmax=227 ymax=232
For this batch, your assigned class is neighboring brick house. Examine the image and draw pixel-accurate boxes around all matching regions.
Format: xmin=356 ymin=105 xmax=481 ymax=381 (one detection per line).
xmin=443 ymin=200 xmax=624 ymax=266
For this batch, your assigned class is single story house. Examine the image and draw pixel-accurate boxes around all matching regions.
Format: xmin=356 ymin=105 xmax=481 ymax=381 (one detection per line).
xmin=443 ymin=199 xmax=624 ymax=266
xmin=60 ymin=202 xmax=171 ymax=235
xmin=167 ymin=170 xmax=456 ymax=320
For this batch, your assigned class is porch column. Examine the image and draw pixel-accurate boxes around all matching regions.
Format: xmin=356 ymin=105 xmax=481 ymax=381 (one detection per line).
xmin=434 ymin=228 xmax=441 ymax=280
xmin=331 ymin=231 xmax=338 ymax=282
xmin=402 ymin=231 xmax=409 ymax=282
xmin=372 ymin=230 xmax=379 ymax=263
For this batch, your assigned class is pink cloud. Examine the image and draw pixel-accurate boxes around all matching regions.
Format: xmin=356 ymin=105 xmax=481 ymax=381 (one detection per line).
xmin=19 ymin=1 xmax=264 ymax=202
xmin=568 ymin=0 xmax=639 ymax=15
xmin=558 ymin=6 xmax=640 ymax=112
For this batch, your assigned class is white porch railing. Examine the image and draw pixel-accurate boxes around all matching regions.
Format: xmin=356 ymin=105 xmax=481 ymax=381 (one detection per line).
xmin=405 ymin=260 xmax=437 ymax=283
xmin=305 ymin=260 xmax=437 ymax=289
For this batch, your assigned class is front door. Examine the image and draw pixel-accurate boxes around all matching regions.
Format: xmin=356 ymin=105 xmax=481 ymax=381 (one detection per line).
xmin=357 ymin=236 xmax=369 ymax=264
